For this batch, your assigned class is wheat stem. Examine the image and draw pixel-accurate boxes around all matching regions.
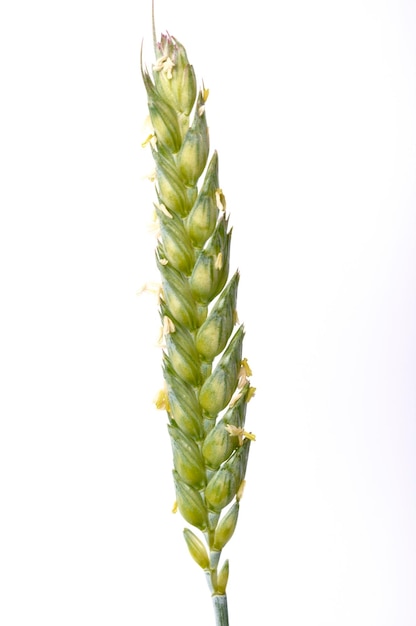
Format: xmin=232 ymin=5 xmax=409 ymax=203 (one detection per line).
xmin=212 ymin=595 xmax=229 ymax=626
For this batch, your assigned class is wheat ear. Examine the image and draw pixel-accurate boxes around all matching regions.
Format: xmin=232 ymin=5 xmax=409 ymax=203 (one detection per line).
xmin=141 ymin=16 xmax=256 ymax=626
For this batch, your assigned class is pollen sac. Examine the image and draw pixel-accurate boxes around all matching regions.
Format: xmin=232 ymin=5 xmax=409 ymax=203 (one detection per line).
xmin=189 ymin=214 xmax=231 ymax=305
xmin=159 ymin=262 xmax=199 ymax=329
xmin=196 ymin=270 xmax=239 ymax=361
xmin=173 ymin=470 xmax=208 ymax=531
xmin=156 ymin=205 xmax=195 ymax=274
xmin=164 ymin=319 xmax=202 ymax=386
xmin=153 ymin=149 xmax=190 ymax=217
xmin=213 ymin=502 xmax=239 ymax=551
xmin=168 ymin=424 xmax=206 ymax=489
xmin=186 ymin=152 xmax=220 ymax=248
xmin=153 ymin=34 xmax=197 ymax=116
xmin=177 ymin=92 xmax=209 ymax=186
xmin=183 ymin=528 xmax=210 ymax=570
xmin=164 ymin=361 xmax=203 ymax=440
xmin=199 ymin=326 xmax=244 ymax=416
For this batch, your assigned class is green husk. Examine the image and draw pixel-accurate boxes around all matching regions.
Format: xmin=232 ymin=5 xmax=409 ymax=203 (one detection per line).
xmin=141 ymin=11 xmax=256 ymax=626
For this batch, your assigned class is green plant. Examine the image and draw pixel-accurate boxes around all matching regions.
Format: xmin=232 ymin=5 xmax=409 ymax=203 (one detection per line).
xmin=141 ymin=10 xmax=256 ymax=626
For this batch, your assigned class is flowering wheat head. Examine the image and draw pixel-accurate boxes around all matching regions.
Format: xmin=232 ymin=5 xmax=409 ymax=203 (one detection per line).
xmin=141 ymin=22 xmax=255 ymax=625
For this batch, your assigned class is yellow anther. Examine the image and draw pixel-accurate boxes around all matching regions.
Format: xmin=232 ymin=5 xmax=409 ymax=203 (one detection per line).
xmin=202 ymin=86 xmax=209 ymax=102
xmin=238 ymin=359 xmax=252 ymax=388
xmin=154 ymin=385 xmax=170 ymax=411
xmin=140 ymin=116 xmax=156 ymax=146
xmin=215 ymin=252 xmax=223 ymax=270
xmin=246 ymin=387 xmax=256 ymax=402
xmin=236 ymin=480 xmax=246 ymax=502
xmin=215 ymin=189 xmax=226 ymax=212
xmin=225 ymin=424 xmax=256 ymax=446
xmin=172 ymin=500 xmax=178 ymax=514
xmin=241 ymin=358 xmax=252 ymax=377
xmin=163 ymin=315 xmax=175 ymax=335
xmin=141 ymin=133 xmax=155 ymax=148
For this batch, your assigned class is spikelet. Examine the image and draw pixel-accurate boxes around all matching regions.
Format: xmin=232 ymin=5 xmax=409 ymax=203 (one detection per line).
xmin=141 ymin=14 xmax=255 ymax=621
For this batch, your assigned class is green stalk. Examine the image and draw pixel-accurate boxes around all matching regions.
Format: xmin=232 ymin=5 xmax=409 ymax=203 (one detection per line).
xmin=141 ymin=6 xmax=256 ymax=625
xmin=213 ymin=595 xmax=229 ymax=626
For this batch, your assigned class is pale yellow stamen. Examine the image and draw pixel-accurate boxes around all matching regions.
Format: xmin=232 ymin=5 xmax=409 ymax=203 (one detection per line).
xmin=159 ymin=203 xmax=173 ymax=218
xmin=137 ymin=281 xmax=163 ymax=302
xmin=241 ymin=358 xmax=252 ymax=376
xmin=238 ymin=358 xmax=253 ymax=388
xmin=215 ymin=252 xmax=223 ymax=270
xmin=154 ymin=385 xmax=170 ymax=411
xmin=153 ymin=55 xmax=175 ymax=79
xmin=225 ymin=424 xmax=256 ymax=446
xmin=198 ymin=104 xmax=205 ymax=116
xmin=229 ymin=390 xmax=243 ymax=407
xmin=148 ymin=216 xmax=160 ymax=238
xmin=215 ymin=189 xmax=226 ymax=211
xmin=246 ymin=387 xmax=256 ymax=402
xmin=172 ymin=500 xmax=178 ymax=514
xmin=163 ymin=315 xmax=175 ymax=335
xmin=141 ymin=116 xmax=156 ymax=148
xmin=141 ymin=133 xmax=155 ymax=148
xmin=144 ymin=169 xmax=156 ymax=182
xmin=236 ymin=480 xmax=246 ymax=502
xmin=157 ymin=316 xmax=175 ymax=349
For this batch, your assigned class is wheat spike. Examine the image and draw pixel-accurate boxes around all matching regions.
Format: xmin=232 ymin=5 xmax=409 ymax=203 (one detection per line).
xmin=141 ymin=14 xmax=255 ymax=626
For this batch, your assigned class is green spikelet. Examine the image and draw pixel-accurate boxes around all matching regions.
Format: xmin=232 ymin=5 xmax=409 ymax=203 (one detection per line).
xmin=142 ymin=16 xmax=256 ymax=625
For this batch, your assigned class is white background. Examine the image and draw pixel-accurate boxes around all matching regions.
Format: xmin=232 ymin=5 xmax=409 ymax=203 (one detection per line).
xmin=1 ymin=1 xmax=415 ymax=625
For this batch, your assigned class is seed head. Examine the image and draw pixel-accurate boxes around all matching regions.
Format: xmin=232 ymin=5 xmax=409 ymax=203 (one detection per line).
xmin=142 ymin=26 xmax=256 ymax=605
